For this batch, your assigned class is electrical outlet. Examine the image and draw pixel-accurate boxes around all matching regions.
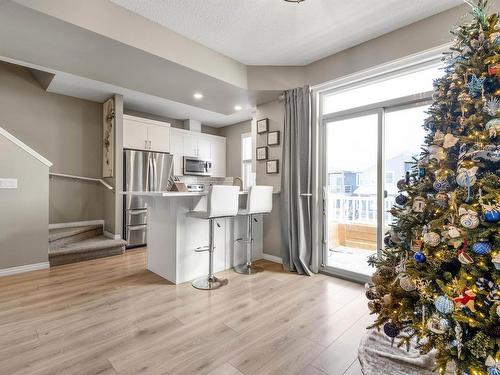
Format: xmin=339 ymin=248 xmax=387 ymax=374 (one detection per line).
xmin=0 ymin=178 xmax=18 ymax=189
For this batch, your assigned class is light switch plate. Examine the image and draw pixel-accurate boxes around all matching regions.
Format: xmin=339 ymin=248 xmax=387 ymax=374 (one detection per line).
xmin=0 ymin=178 xmax=18 ymax=189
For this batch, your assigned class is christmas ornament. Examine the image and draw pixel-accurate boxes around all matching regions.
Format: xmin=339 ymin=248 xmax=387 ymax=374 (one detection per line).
xmin=418 ymin=167 xmax=426 ymax=178
xmin=426 ymin=315 xmax=449 ymax=334
xmin=454 ymin=289 xmax=476 ymax=312
xmin=383 ymin=322 xmax=399 ymax=338
xmin=399 ymin=275 xmax=416 ymax=292
xmin=382 ymin=294 xmax=393 ymax=306
xmin=459 ymin=207 xmax=480 ymax=229
xmin=395 ymin=194 xmax=408 ymax=206
xmin=423 ymin=231 xmax=440 ymax=247
xmin=485 ymin=356 xmax=500 ymax=375
xmin=396 ymin=179 xmax=407 ymax=190
xmin=493 ymin=254 xmax=500 ymax=270
xmin=447 ymin=225 xmax=461 ymax=239
xmin=484 ymin=97 xmax=500 ymax=115
xmin=483 ymin=203 xmax=500 ymax=223
xmin=433 ymin=130 xmax=445 ymax=144
xmin=435 ymin=192 xmax=448 ymax=208
xmin=443 ymin=133 xmax=459 ymax=149
xmin=372 ymin=272 xmax=383 ymax=285
xmin=365 ymin=287 xmax=378 ymax=300
xmin=472 ymin=241 xmax=492 ymax=255
xmin=456 ymin=167 xmax=478 ymax=187
xmin=411 ymin=239 xmax=423 ymax=252
xmin=489 ymin=31 xmax=500 ymax=44
xmin=486 ymin=118 xmax=500 ymax=137
xmin=428 ymin=145 xmax=447 ymax=161
xmin=433 ymin=179 xmax=450 ymax=192
xmin=435 ymin=295 xmax=455 ymax=314
xmin=497 ymin=304 xmax=500 ymax=317
xmin=457 ymin=241 xmax=474 ymax=264
xmin=383 ymin=235 xmax=394 ymax=247
xmin=412 ymin=196 xmax=426 ymax=212
xmin=368 ymin=300 xmax=382 ymax=313
xmin=467 ymin=74 xmax=486 ymax=96
xmin=414 ymin=252 xmax=426 ymax=263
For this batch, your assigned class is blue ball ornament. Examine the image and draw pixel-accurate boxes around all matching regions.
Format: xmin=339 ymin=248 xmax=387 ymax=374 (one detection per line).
xmin=434 ymin=295 xmax=454 ymax=314
xmin=433 ymin=180 xmax=450 ymax=192
xmin=414 ymin=252 xmax=426 ymax=263
xmin=383 ymin=322 xmax=399 ymax=338
xmin=488 ymin=367 xmax=500 ymax=375
xmin=472 ymin=241 xmax=492 ymax=255
xmin=484 ymin=209 xmax=500 ymax=223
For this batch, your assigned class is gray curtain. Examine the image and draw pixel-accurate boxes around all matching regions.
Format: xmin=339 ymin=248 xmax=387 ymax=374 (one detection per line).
xmin=281 ymin=86 xmax=312 ymax=275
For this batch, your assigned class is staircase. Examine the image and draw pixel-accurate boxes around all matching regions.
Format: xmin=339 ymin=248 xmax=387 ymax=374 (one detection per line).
xmin=49 ymin=224 xmax=126 ymax=266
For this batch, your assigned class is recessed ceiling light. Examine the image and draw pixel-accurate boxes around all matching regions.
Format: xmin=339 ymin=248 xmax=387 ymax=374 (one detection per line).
xmin=284 ymin=0 xmax=305 ymax=2
xmin=234 ymin=105 xmax=242 ymax=111
xmin=193 ymin=93 xmax=203 ymax=100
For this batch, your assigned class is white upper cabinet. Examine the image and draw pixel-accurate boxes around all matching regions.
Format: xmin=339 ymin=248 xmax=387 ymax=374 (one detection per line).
xmin=123 ymin=115 xmax=170 ymax=152
xmin=198 ymin=138 xmax=211 ymax=159
xmin=210 ymin=138 xmax=226 ymax=177
xmin=170 ymin=129 xmax=184 ymax=176
xmin=169 ymin=128 xmax=226 ymax=177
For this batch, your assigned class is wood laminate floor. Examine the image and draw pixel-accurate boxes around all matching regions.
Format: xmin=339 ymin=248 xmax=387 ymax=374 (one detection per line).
xmin=0 ymin=249 xmax=371 ymax=375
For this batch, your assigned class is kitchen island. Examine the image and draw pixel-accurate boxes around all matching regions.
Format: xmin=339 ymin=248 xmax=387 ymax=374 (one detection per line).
xmin=122 ymin=191 xmax=263 ymax=284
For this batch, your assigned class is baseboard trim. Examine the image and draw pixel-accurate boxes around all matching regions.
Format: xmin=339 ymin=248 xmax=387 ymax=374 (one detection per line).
xmin=49 ymin=220 xmax=104 ymax=230
xmin=0 ymin=262 xmax=49 ymax=277
xmin=261 ymin=253 xmax=282 ymax=264
xmin=104 ymin=231 xmax=122 ymax=240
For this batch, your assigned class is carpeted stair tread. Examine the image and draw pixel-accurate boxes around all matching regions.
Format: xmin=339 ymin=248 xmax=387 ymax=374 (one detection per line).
xmin=49 ymin=225 xmax=103 ymax=243
xmin=49 ymin=235 xmax=126 ymax=256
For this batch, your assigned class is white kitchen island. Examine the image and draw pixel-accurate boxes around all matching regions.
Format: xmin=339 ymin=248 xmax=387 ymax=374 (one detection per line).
xmin=122 ymin=191 xmax=263 ymax=284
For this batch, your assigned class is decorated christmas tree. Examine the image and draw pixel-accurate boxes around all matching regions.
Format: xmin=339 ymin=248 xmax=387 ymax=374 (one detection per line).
xmin=367 ymin=1 xmax=500 ymax=374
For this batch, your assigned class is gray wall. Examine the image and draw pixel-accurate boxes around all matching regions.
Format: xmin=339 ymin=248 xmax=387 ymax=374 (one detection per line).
xmin=219 ymin=120 xmax=251 ymax=178
xmin=0 ymin=61 xmax=104 ymax=224
xmin=255 ymin=100 xmax=284 ymax=258
xmin=0 ymin=136 xmax=49 ymax=268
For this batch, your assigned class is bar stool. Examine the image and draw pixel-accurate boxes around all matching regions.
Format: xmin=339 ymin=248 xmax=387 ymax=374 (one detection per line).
xmin=234 ymin=185 xmax=273 ymax=275
xmin=188 ymin=185 xmax=240 ymax=290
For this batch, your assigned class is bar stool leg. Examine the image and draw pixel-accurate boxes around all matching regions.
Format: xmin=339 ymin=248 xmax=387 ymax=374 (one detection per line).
xmin=192 ymin=219 xmax=228 ymax=290
xmin=235 ymin=215 xmax=264 ymax=275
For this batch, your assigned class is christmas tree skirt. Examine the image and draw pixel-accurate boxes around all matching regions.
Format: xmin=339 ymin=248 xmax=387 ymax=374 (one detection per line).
xmin=358 ymin=330 xmax=438 ymax=375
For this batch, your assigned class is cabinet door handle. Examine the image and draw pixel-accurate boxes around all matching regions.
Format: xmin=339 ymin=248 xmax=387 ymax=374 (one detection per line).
xmin=149 ymin=140 xmax=152 ymax=150
xmin=145 ymin=140 xmax=148 ymax=149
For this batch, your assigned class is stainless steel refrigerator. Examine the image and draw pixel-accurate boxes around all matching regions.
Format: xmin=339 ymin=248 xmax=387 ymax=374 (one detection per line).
xmin=123 ymin=149 xmax=174 ymax=248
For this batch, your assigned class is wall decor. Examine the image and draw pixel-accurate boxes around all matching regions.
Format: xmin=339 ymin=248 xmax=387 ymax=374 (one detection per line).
xmin=257 ymin=118 xmax=269 ymax=134
xmin=256 ymin=146 xmax=268 ymax=160
xmin=266 ymin=160 xmax=279 ymax=174
xmin=102 ymin=98 xmax=115 ymax=178
xmin=267 ymin=131 xmax=280 ymax=146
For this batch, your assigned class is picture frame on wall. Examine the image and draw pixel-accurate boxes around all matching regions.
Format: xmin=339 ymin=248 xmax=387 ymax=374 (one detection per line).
xmin=256 ymin=146 xmax=268 ymax=161
xmin=266 ymin=160 xmax=279 ymax=174
xmin=267 ymin=131 xmax=280 ymax=146
xmin=257 ymin=118 xmax=269 ymax=134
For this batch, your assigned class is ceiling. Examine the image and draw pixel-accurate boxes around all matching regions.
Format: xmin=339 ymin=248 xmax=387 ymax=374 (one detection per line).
xmin=111 ymin=0 xmax=462 ymax=66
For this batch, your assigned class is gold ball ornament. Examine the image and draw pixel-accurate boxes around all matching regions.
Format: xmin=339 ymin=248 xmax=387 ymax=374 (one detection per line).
xmin=372 ymin=272 xmax=383 ymax=286
xmin=382 ymin=294 xmax=393 ymax=306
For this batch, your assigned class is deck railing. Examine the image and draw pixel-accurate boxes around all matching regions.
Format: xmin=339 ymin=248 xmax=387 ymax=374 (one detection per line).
xmin=328 ymin=194 xmax=395 ymax=225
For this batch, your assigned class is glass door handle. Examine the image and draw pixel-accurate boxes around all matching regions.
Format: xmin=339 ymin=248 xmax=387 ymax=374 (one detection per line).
xmin=384 ymin=190 xmax=388 ymax=198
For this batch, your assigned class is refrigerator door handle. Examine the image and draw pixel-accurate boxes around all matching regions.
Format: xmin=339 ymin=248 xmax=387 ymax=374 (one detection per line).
xmin=153 ymin=156 xmax=158 ymax=191
xmin=147 ymin=155 xmax=153 ymax=191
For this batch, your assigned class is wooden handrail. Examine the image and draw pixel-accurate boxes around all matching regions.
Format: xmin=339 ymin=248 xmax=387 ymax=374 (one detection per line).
xmin=49 ymin=173 xmax=114 ymax=191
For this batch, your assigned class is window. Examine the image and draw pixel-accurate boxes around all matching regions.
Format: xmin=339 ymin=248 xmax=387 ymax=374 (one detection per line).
xmin=385 ymin=171 xmax=394 ymax=184
xmin=241 ymin=133 xmax=255 ymax=190
xmin=322 ymin=65 xmax=443 ymax=114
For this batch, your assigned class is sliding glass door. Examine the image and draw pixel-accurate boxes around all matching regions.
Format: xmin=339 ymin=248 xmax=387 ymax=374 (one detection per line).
xmin=321 ymin=104 xmax=432 ymax=281
xmin=324 ymin=111 xmax=381 ymax=278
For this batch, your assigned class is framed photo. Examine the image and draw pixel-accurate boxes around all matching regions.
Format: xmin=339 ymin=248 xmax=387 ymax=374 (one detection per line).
xmin=266 ymin=160 xmax=279 ymax=174
xmin=256 ymin=146 xmax=268 ymax=161
xmin=267 ymin=131 xmax=280 ymax=146
xmin=257 ymin=118 xmax=269 ymax=134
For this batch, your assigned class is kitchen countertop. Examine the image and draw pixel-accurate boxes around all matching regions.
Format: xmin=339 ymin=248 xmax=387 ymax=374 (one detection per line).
xmin=121 ymin=190 xmax=280 ymax=197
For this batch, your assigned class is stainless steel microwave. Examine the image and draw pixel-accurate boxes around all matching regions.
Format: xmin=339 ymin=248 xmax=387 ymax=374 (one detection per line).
xmin=183 ymin=156 xmax=212 ymax=176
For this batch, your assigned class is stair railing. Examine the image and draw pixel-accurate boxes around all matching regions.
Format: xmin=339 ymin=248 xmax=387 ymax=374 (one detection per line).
xmin=49 ymin=173 xmax=114 ymax=191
